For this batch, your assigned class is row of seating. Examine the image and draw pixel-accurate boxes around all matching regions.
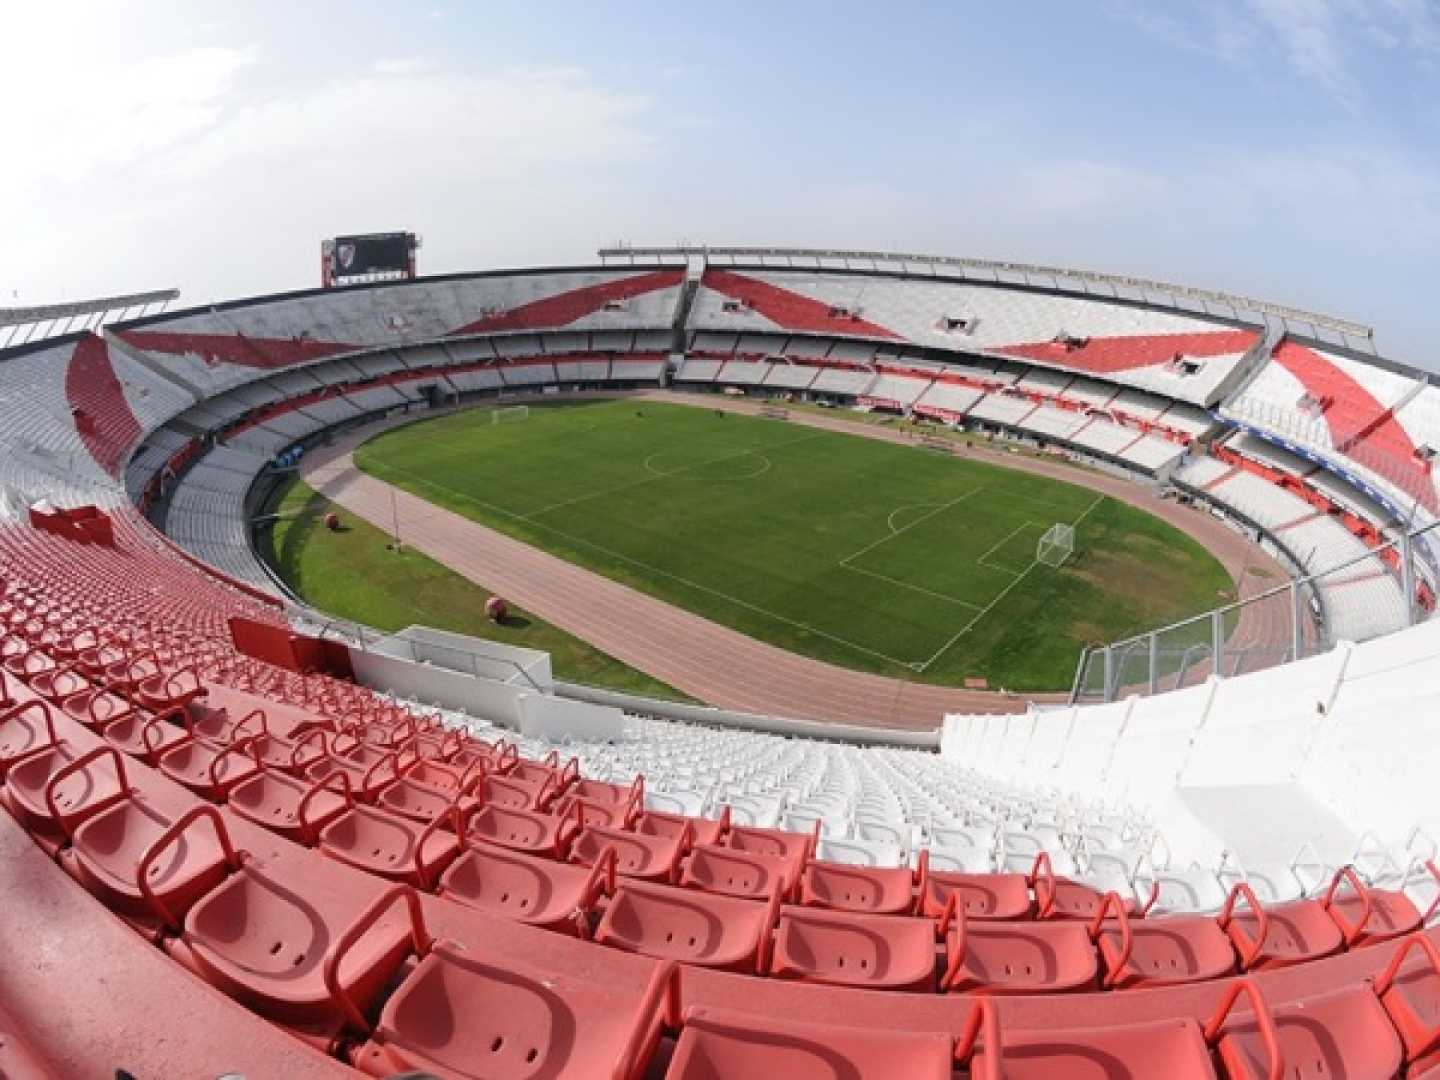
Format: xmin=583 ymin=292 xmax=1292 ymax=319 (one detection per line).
xmin=8 ymin=582 xmax=1440 ymax=1076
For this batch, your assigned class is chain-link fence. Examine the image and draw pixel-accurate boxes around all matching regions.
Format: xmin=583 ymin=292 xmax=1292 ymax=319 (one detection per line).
xmin=1074 ymin=518 xmax=1440 ymax=703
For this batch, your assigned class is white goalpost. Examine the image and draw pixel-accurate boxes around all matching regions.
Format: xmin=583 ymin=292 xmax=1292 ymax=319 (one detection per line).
xmin=491 ymin=405 xmax=530 ymax=425
xmin=1037 ymin=523 xmax=1075 ymax=568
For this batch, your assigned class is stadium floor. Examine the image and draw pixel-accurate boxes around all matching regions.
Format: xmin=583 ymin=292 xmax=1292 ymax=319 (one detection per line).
xmin=300 ymin=392 xmax=1291 ymax=728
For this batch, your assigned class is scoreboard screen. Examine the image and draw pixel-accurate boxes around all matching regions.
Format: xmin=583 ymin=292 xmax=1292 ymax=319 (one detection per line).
xmin=322 ymin=231 xmax=418 ymax=286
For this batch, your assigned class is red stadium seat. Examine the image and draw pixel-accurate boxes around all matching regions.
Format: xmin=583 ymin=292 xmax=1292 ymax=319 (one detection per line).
xmin=375 ymin=757 xmax=480 ymax=825
xmin=467 ymin=801 xmax=582 ymax=860
xmin=1090 ymin=892 xmax=1236 ymax=989
xmin=135 ymin=663 xmax=206 ymax=711
xmin=6 ymin=742 xmax=130 ymax=848
xmin=725 ymin=823 xmax=815 ymax=893
xmin=1217 ymin=881 xmax=1343 ymax=970
xmin=680 ymin=842 xmax=793 ymax=900
xmin=449 ymin=737 xmax=517 ymax=777
xmin=506 ymin=752 xmax=579 ymax=809
xmin=548 ymin=790 xmax=640 ymax=830
xmin=939 ymin=893 xmax=1098 ymax=994
xmin=916 ymin=850 xmax=1032 ymax=920
xmin=228 ymin=766 xmax=350 ymax=845
xmin=664 ymin=1006 xmax=954 ymax=1080
xmin=303 ymin=751 xmax=401 ymax=803
xmin=317 ymin=796 xmax=464 ymax=890
xmin=474 ymin=767 xmax=553 ymax=811
xmin=1032 ymin=850 xmax=1153 ymax=920
xmin=0 ymin=699 xmax=58 ymax=776
xmin=768 ymin=907 xmax=940 ymax=990
xmin=571 ymin=822 xmax=689 ymax=883
xmin=27 ymin=660 xmax=90 ymax=703
xmin=158 ymin=734 xmax=263 ymax=801
xmin=959 ymin=998 xmax=1218 ymax=1079
xmin=1209 ymin=979 xmax=1401 ymax=1080
xmin=439 ymin=842 xmax=615 ymax=936
xmin=248 ymin=726 xmax=330 ymax=776
xmin=346 ymin=886 xmax=678 ymax=1080
xmin=637 ymin=805 xmax=729 ymax=849
xmin=392 ymin=755 xmax=467 ymax=796
xmin=1373 ymin=932 xmax=1440 ymax=1065
xmin=65 ymin=794 xmax=234 ymax=931
xmin=800 ymin=858 xmax=915 ymax=914
xmin=101 ymin=704 xmax=190 ymax=764
xmin=165 ymin=844 xmax=417 ymax=1030
xmin=1324 ymin=865 xmax=1426 ymax=948
xmin=595 ymin=879 xmax=781 ymax=972
xmin=569 ymin=774 xmax=644 ymax=810
xmin=60 ymin=682 xmax=135 ymax=730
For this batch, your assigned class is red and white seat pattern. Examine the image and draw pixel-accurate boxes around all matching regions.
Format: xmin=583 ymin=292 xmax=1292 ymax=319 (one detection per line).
xmin=688 ymin=268 xmax=1260 ymax=405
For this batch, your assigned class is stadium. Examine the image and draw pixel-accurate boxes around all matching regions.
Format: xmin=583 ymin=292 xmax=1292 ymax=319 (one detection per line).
xmin=1 ymin=233 xmax=1439 ymax=1079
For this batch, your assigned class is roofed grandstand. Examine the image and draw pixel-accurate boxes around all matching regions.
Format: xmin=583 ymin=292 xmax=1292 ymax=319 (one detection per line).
xmin=7 ymin=245 xmax=1440 ymax=1078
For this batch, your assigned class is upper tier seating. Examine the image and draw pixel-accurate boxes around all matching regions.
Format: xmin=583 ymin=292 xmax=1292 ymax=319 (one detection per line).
xmin=109 ymin=269 xmax=685 ymax=401
xmin=1173 ymin=450 xmax=1412 ymax=644
xmin=688 ymin=268 xmax=1260 ymax=405
xmin=1223 ymin=339 xmax=1435 ymax=518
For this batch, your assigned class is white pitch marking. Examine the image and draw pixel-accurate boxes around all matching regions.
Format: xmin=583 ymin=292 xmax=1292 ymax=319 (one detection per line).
xmin=840 ymin=562 xmax=986 ymax=611
xmin=975 ymin=520 xmax=1041 ymax=576
xmin=886 ymin=503 xmax=940 ymax=534
xmin=839 ymin=488 xmax=983 ymax=568
xmin=916 ymin=492 xmax=1109 ymax=671
xmin=525 ymin=429 xmax=825 ymax=520
xmin=374 ymin=447 xmax=916 ymax=669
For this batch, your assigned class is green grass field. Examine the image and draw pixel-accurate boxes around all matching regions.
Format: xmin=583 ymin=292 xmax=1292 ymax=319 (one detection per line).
xmin=353 ymin=400 xmax=1233 ymax=690
xmin=260 ymin=474 xmax=693 ymax=701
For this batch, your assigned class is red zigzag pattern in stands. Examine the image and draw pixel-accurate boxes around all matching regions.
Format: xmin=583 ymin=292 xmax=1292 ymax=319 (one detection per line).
xmin=1269 ymin=340 xmax=1435 ymax=512
xmin=994 ymin=329 xmax=1258 ymax=374
xmin=114 ymin=329 xmax=359 ymax=369
xmin=700 ymin=270 xmax=904 ymax=340
xmin=65 ymin=334 xmax=142 ymax=477
xmin=448 ymin=269 xmax=685 ymax=334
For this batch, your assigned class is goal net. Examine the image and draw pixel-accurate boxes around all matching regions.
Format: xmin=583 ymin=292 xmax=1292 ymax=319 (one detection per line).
xmin=1037 ymin=523 xmax=1075 ymax=568
xmin=492 ymin=405 xmax=530 ymax=425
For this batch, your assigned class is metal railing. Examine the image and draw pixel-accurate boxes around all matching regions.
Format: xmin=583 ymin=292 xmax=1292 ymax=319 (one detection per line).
xmin=1073 ymin=515 xmax=1440 ymax=703
xmin=290 ymin=611 xmax=549 ymax=694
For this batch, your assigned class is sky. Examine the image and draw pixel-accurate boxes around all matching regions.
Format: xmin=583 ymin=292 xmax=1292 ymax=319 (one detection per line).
xmin=3 ymin=0 xmax=1439 ymax=366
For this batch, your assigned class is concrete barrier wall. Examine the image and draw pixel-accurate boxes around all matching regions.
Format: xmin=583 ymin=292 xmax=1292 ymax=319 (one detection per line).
xmin=555 ymin=680 xmax=941 ymax=749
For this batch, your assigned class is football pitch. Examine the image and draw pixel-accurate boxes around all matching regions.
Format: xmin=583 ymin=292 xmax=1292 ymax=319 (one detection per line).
xmin=353 ymin=400 xmax=1231 ymax=689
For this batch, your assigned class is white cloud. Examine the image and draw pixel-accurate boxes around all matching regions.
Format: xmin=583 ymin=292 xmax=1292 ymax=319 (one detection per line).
xmin=156 ymin=66 xmax=656 ymax=181
xmin=0 ymin=44 xmax=255 ymax=199
xmin=373 ymin=56 xmax=438 ymax=76
xmin=1112 ymin=0 xmax=1440 ymax=109
xmin=1245 ymin=0 xmax=1362 ymax=109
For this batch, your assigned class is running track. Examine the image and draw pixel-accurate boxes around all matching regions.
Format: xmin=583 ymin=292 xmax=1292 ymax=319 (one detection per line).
xmin=300 ymin=392 xmax=1292 ymax=731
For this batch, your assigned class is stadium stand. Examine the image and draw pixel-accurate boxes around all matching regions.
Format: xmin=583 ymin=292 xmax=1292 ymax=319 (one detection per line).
xmin=687 ymin=267 xmax=1261 ymax=405
xmin=7 ymin=252 xmax=1440 ymax=1075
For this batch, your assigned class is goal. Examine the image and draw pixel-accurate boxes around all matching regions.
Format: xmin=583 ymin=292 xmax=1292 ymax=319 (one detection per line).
xmin=1037 ymin=523 xmax=1075 ymax=568
xmin=492 ymin=405 xmax=530 ymax=425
